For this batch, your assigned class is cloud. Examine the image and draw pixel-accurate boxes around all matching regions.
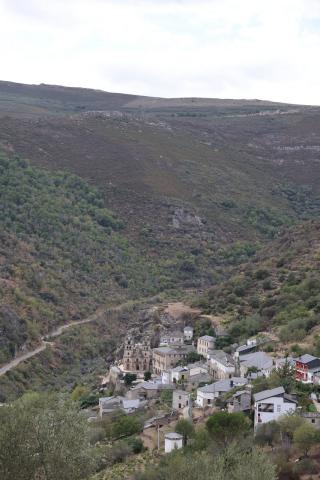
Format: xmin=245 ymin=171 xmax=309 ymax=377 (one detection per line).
xmin=0 ymin=0 xmax=320 ymax=104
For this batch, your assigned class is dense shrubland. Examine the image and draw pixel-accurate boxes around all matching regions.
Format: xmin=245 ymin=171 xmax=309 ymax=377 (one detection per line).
xmin=0 ymin=155 xmax=171 ymax=364
xmin=195 ymin=221 xmax=320 ymax=346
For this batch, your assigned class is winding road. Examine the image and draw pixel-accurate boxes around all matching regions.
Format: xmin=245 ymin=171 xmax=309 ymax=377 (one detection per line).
xmin=0 ymin=308 xmax=105 ymax=377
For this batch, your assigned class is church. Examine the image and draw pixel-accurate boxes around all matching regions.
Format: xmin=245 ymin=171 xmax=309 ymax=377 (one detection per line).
xmin=122 ymin=335 xmax=152 ymax=373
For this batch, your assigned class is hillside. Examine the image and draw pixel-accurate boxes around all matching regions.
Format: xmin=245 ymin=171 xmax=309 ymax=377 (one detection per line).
xmin=1 ymin=80 xmax=320 ymax=398
xmin=195 ymin=221 xmax=320 ymax=348
xmin=0 ymin=154 xmax=169 ymax=366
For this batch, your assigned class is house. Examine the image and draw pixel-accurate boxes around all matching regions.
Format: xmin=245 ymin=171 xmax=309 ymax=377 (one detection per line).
xmin=187 ymin=372 xmax=213 ymax=389
xmin=122 ymin=336 xmax=152 ymax=373
xmin=187 ymin=361 xmax=208 ymax=376
xmin=301 ymin=412 xmax=320 ymax=428
xmin=294 ymin=354 xmax=320 ymax=383
xmin=127 ymin=380 xmax=174 ymax=400
xmin=227 ymin=390 xmax=251 ymax=413
xmin=172 ymin=390 xmax=191 ymax=410
xmin=184 ymin=326 xmax=194 ymax=341
xmin=153 ymin=345 xmax=195 ymax=374
xmin=234 ymin=339 xmax=258 ymax=358
xmin=253 ymin=387 xmax=297 ymax=428
xmin=275 ymin=357 xmax=295 ymax=369
xmin=197 ymin=335 xmax=215 ymax=357
xmin=162 ymin=361 xmax=209 ymax=386
xmin=165 ymin=432 xmax=183 ymax=453
xmin=239 ymin=352 xmax=274 ymax=378
xmin=160 ymin=330 xmax=184 ymax=347
xmin=161 ymin=365 xmax=189 ymax=384
xmin=99 ymin=396 xmax=146 ymax=417
xmin=196 ymin=377 xmax=248 ymax=408
xmin=207 ymin=350 xmax=236 ymax=379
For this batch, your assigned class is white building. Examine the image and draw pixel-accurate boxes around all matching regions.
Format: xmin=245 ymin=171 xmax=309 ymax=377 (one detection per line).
xmin=184 ymin=326 xmax=194 ymax=341
xmin=164 ymin=432 xmax=183 ymax=453
xmin=162 ymin=361 xmax=209 ymax=386
xmin=207 ymin=350 xmax=236 ymax=379
xmin=197 ymin=335 xmax=215 ymax=357
xmin=196 ymin=377 xmax=247 ymax=408
xmin=253 ymin=386 xmax=297 ymax=429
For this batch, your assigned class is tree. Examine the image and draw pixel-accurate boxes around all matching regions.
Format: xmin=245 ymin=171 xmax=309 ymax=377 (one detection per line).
xmin=144 ymin=371 xmax=152 ymax=381
xmin=278 ymin=414 xmax=305 ymax=443
xmin=175 ymin=419 xmax=194 ymax=446
xmin=268 ymin=360 xmax=296 ymax=393
xmin=111 ymin=414 xmax=143 ymax=439
xmin=293 ymin=423 xmax=319 ymax=457
xmin=0 ymin=393 xmax=96 ymax=480
xmin=124 ymin=373 xmax=137 ymax=386
xmin=71 ymin=385 xmax=90 ymax=402
xmin=206 ymin=412 xmax=250 ymax=447
xmin=178 ymin=351 xmax=202 ymax=366
xmin=136 ymin=444 xmax=277 ymax=480
xmin=255 ymin=421 xmax=280 ymax=449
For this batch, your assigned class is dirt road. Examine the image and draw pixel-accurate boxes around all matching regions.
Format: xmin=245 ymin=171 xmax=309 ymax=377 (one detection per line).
xmin=0 ymin=307 xmax=106 ymax=377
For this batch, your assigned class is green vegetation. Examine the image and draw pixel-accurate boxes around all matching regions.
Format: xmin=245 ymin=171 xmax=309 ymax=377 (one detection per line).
xmin=0 ymin=393 xmax=96 ymax=480
xmin=206 ymin=412 xmax=250 ymax=447
xmin=175 ymin=419 xmax=195 ymax=446
xmin=0 ymin=154 xmax=171 ymax=365
xmin=195 ymin=221 xmax=320 ymax=345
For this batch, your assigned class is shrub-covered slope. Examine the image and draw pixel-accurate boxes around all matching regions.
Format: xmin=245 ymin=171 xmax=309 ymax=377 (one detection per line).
xmin=196 ymin=221 xmax=320 ymax=344
xmin=0 ymin=154 xmax=166 ymax=364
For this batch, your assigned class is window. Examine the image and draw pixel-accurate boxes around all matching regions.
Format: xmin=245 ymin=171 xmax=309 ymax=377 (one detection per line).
xmin=277 ymin=405 xmax=281 ymax=413
xmin=312 ymin=419 xmax=316 ymax=424
xmin=207 ymin=399 xmax=211 ymax=404
xmin=258 ymin=403 xmax=274 ymax=413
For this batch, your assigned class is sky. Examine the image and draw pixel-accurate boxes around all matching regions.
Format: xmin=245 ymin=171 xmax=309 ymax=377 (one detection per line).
xmin=1 ymin=0 xmax=320 ymax=104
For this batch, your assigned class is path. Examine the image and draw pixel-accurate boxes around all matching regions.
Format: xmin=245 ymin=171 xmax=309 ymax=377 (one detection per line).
xmin=0 ymin=303 xmax=125 ymax=377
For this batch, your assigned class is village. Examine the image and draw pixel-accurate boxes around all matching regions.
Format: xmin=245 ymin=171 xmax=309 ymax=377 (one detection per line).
xmin=91 ymin=304 xmax=320 ymax=456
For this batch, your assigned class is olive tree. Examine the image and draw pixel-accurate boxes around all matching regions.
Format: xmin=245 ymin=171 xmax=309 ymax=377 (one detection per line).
xmin=0 ymin=393 xmax=96 ymax=480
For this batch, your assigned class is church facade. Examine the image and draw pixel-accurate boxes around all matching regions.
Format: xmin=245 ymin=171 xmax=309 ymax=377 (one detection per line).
xmin=122 ymin=336 xmax=152 ymax=373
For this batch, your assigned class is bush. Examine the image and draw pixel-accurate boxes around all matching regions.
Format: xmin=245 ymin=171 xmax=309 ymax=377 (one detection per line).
xmin=126 ymin=436 xmax=144 ymax=454
xmin=111 ymin=415 xmax=143 ymax=439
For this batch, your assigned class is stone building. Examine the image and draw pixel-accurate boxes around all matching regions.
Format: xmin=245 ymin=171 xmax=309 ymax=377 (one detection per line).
xmin=153 ymin=345 xmax=195 ymax=374
xmin=122 ymin=335 xmax=152 ymax=373
xmin=197 ymin=335 xmax=215 ymax=357
xmin=172 ymin=390 xmax=191 ymax=410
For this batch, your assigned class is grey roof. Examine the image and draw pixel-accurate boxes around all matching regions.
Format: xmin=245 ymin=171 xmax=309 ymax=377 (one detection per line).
xmin=99 ymin=396 xmax=123 ymax=409
xmin=184 ymin=326 xmax=193 ymax=331
xmin=122 ymin=399 xmax=140 ymax=410
xmin=171 ymin=365 xmax=188 ymax=373
xmin=296 ymin=354 xmax=320 ymax=365
xmin=208 ymin=350 xmax=235 ymax=367
xmin=236 ymin=344 xmax=256 ymax=353
xmin=189 ymin=372 xmax=212 ymax=384
xmin=165 ymin=432 xmax=183 ymax=440
xmin=275 ymin=357 xmax=295 ymax=367
xmin=198 ymin=377 xmax=247 ymax=394
xmin=131 ymin=381 xmax=159 ymax=391
xmin=254 ymin=386 xmax=285 ymax=402
xmin=233 ymin=390 xmax=250 ymax=398
xmin=283 ymin=394 xmax=298 ymax=404
xmin=199 ymin=335 xmax=215 ymax=341
xmin=153 ymin=345 xmax=194 ymax=355
xmin=161 ymin=330 xmax=184 ymax=338
xmin=240 ymin=352 xmax=273 ymax=370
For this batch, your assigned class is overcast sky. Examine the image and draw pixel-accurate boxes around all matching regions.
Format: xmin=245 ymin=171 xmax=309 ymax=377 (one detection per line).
xmin=1 ymin=0 xmax=320 ymax=104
